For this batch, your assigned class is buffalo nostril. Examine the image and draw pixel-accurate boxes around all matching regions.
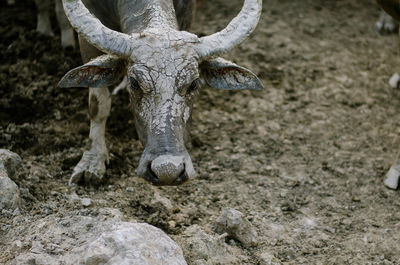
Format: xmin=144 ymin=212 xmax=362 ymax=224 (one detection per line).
xmin=146 ymin=164 xmax=160 ymax=184
xmin=173 ymin=168 xmax=188 ymax=185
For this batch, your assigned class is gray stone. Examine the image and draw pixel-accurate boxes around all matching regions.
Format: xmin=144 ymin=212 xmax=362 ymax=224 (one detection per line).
xmin=177 ymin=225 xmax=240 ymax=265
xmin=79 ymin=222 xmax=187 ymax=265
xmin=65 ymin=192 xmax=80 ymax=203
xmin=384 ymin=166 xmax=400 ymax=190
xmin=0 ymin=172 xmax=21 ymax=211
xmin=389 ymin=73 xmax=400 ymax=89
xmin=81 ymin=198 xmax=92 ymax=207
xmin=258 ymin=252 xmax=281 ymax=265
xmin=0 ymin=150 xmax=22 ymax=211
xmin=15 ymin=253 xmax=50 ymax=265
xmin=192 ymin=259 xmax=207 ymax=265
xmin=151 ymin=192 xmax=173 ymax=212
xmin=0 ymin=149 xmax=22 ymax=178
xmin=214 ymin=208 xmax=258 ymax=247
xmin=12 ymin=210 xmax=185 ymax=264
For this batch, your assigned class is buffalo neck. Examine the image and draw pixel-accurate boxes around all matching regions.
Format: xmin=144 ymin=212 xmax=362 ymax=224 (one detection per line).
xmin=118 ymin=0 xmax=179 ymax=34
xmin=81 ymin=0 xmax=179 ymax=35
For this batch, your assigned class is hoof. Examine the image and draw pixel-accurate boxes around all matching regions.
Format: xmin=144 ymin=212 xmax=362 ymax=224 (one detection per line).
xmin=389 ymin=73 xmax=400 ymax=89
xmin=375 ymin=12 xmax=398 ymax=35
xmin=384 ymin=167 xmax=400 ymax=190
xmin=69 ymin=151 xmax=107 ymax=186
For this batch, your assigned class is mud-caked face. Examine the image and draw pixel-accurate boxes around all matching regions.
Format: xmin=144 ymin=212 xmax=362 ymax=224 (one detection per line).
xmin=61 ymin=0 xmax=262 ymax=187
xmin=127 ymin=30 xmax=203 ymax=185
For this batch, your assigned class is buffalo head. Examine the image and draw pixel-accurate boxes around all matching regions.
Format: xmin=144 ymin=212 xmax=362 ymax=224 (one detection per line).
xmin=59 ymin=0 xmax=263 ymax=185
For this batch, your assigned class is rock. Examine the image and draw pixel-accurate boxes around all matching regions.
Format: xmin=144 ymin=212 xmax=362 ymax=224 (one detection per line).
xmin=214 ymin=208 xmax=258 ymax=247
xmin=79 ymin=222 xmax=187 ymax=265
xmin=191 ymin=259 xmax=208 ymax=265
xmin=13 ymin=209 xmax=122 ymax=264
xmin=177 ymin=225 xmax=240 ymax=265
xmin=12 ymin=211 xmax=186 ymax=265
xmin=169 ymin=220 xmax=177 ymax=228
xmin=0 ymin=175 xmax=21 ymax=211
xmin=384 ymin=166 xmax=400 ymax=190
xmin=151 ymin=192 xmax=173 ymax=212
xmin=0 ymin=150 xmax=22 ymax=211
xmin=28 ymin=165 xmax=51 ymax=182
xmin=0 ymin=149 xmax=22 ymax=178
xmin=97 ymin=208 xmax=123 ymax=220
xmin=389 ymin=73 xmax=400 ymax=89
xmin=126 ymin=186 xmax=134 ymax=192
xmin=16 ymin=253 xmax=50 ymax=265
xmin=65 ymin=192 xmax=80 ymax=203
xmin=81 ymin=198 xmax=92 ymax=207
xmin=258 ymin=252 xmax=281 ymax=265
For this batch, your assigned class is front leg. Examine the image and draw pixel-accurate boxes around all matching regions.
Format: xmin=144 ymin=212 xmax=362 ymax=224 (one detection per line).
xmin=70 ymin=87 xmax=111 ymax=186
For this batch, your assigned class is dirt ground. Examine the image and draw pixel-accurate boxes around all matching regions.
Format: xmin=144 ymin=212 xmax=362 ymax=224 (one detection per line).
xmin=1 ymin=0 xmax=400 ymax=264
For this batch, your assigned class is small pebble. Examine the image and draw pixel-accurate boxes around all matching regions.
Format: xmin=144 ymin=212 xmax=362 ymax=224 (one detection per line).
xmin=81 ymin=198 xmax=92 ymax=207
xmin=126 ymin=187 xmax=134 ymax=192
xmin=389 ymin=73 xmax=400 ymax=89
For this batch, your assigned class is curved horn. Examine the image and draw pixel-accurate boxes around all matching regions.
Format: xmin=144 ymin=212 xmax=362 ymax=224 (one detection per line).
xmin=196 ymin=0 xmax=262 ymax=59
xmin=62 ymin=0 xmax=138 ymax=57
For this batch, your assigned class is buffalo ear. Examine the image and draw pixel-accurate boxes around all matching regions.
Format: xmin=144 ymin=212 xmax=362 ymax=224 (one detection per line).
xmin=200 ymin=57 xmax=264 ymax=91
xmin=58 ymin=54 xmax=126 ymax=88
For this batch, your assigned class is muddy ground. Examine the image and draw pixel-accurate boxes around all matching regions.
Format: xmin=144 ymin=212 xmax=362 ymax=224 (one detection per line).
xmin=1 ymin=0 xmax=400 ymax=264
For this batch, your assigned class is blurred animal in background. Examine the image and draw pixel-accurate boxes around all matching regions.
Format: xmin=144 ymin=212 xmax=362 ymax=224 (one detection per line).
xmin=375 ymin=0 xmax=400 ymax=189
xmin=375 ymin=1 xmax=400 ymax=90
xmin=7 ymin=0 xmax=76 ymax=49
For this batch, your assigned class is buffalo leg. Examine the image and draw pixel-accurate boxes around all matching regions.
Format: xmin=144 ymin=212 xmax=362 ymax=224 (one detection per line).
xmin=55 ymin=0 xmax=76 ymax=49
xmin=34 ymin=0 xmax=53 ymax=36
xmin=69 ymin=87 xmax=111 ymax=186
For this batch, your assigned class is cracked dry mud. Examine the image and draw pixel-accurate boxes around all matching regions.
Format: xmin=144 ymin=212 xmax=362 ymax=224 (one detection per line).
xmin=1 ymin=0 xmax=400 ymax=264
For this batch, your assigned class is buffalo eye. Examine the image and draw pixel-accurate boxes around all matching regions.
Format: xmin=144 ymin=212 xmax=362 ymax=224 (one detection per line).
xmin=130 ymin=77 xmax=140 ymax=91
xmin=188 ymin=78 xmax=203 ymax=93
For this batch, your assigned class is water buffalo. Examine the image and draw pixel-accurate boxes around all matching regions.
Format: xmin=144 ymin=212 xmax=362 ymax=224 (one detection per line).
xmin=7 ymin=0 xmax=76 ymax=48
xmin=376 ymin=0 xmax=400 ymax=189
xmin=59 ymin=0 xmax=263 ymax=186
